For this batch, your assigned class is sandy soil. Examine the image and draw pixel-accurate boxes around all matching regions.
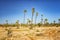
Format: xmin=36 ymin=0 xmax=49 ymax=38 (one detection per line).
xmin=0 ymin=26 xmax=60 ymax=40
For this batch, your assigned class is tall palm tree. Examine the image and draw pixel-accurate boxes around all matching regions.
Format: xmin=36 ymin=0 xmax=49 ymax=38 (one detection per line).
xmin=58 ymin=19 xmax=60 ymax=24
xmin=32 ymin=8 xmax=35 ymax=24
xmin=35 ymin=12 xmax=38 ymax=24
xmin=24 ymin=10 xmax=27 ymax=24
xmin=41 ymin=14 xmax=43 ymax=24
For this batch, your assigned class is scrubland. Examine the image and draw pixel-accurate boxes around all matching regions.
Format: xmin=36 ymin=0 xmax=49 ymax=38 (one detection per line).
xmin=0 ymin=26 xmax=60 ymax=40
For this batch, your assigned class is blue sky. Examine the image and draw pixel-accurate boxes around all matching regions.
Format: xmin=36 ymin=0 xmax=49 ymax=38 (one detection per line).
xmin=0 ymin=0 xmax=60 ymax=24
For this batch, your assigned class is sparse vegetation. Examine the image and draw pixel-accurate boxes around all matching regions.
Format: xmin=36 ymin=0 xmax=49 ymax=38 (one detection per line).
xmin=0 ymin=8 xmax=60 ymax=40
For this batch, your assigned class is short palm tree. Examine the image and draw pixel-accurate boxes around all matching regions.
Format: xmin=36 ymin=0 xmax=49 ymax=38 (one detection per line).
xmin=24 ymin=10 xmax=27 ymax=24
xmin=5 ymin=20 xmax=8 ymax=30
xmin=27 ymin=19 xmax=30 ymax=24
xmin=5 ymin=20 xmax=8 ymax=27
xmin=44 ymin=18 xmax=48 ymax=24
xmin=6 ymin=20 xmax=8 ymax=24
xmin=16 ymin=20 xmax=19 ymax=29
xmin=58 ymin=19 xmax=60 ymax=24
xmin=27 ymin=19 xmax=31 ymax=26
xmin=35 ymin=12 xmax=38 ymax=24
xmin=53 ymin=20 xmax=56 ymax=24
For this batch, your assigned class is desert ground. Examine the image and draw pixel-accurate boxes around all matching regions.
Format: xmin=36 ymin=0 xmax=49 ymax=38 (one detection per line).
xmin=0 ymin=26 xmax=60 ymax=40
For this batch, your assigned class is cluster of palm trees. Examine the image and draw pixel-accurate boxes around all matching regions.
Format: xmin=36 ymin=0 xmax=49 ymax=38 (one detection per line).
xmin=23 ymin=8 xmax=60 ymax=26
xmin=23 ymin=8 xmax=38 ymax=25
xmin=0 ymin=8 xmax=60 ymax=27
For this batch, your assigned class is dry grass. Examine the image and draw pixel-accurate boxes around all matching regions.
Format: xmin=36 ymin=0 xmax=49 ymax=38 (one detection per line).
xmin=0 ymin=26 xmax=60 ymax=40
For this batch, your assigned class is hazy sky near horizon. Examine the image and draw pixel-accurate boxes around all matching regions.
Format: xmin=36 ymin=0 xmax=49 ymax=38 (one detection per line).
xmin=0 ymin=0 xmax=60 ymax=24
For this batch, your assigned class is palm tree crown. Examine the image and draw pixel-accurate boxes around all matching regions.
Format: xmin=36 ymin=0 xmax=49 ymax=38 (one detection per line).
xmin=32 ymin=8 xmax=35 ymax=15
xmin=24 ymin=10 xmax=27 ymax=13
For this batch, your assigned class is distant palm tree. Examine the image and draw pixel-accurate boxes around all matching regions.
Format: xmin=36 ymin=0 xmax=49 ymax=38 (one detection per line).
xmin=6 ymin=20 xmax=8 ymax=24
xmin=5 ymin=20 xmax=8 ymax=30
xmin=58 ymin=19 xmax=60 ymax=24
xmin=16 ymin=20 xmax=19 ymax=29
xmin=24 ymin=10 xmax=27 ymax=24
xmin=5 ymin=20 xmax=8 ymax=27
xmin=35 ymin=12 xmax=38 ymax=24
xmin=41 ymin=14 xmax=43 ymax=24
xmin=53 ymin=20 xmax=56 ymax=24
xmin=44 ymin=18 xmax=48 ymax=24
xmin=27 ymin=19 xmax=31 ymax=24
xmin=32 ymin=8 xmax=35 ymax=24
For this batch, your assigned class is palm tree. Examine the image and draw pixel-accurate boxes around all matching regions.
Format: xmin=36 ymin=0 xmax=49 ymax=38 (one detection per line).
xmin=27 ymin=19 xmax=32 ymax=27
xmin=31 ymin=8 xmax=35 ymax=24
xmin=16 ymin=20 xmax=19 ymax=29
xmin=44 ymin=18 xmax=49 ymax=26
xmin=27 ymin=19 xmax=31 ymax=24
xmin=5 ymin=20 xmax=8 ymax=27
xmin=24 ymin=10 xmax=27 ymax=24
xmin=53 ymin=20 xmax=56 ymax=24
xmin=41 ymin=14 xmax=43 ymax=24
xmin=5 ymin=20 xmax=8 ymax=30
xmin=44 ymin=18 xmax=48 ymax=24
xmin=35 ymin=12 xmax=38 ymax=24
xmin=58 ymin=19 xmax=60 ymax=24
xmin=6 ymin=20 xmax=8 ymax=24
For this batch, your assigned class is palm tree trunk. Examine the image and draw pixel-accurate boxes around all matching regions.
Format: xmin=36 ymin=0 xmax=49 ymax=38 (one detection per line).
xmin=32 ymin=14 xmax=33 ymax=24
xmin=35 ymin=16 xmax=37 ymax=24
xmin=24 ymin=13 xmax=25 ymax=24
